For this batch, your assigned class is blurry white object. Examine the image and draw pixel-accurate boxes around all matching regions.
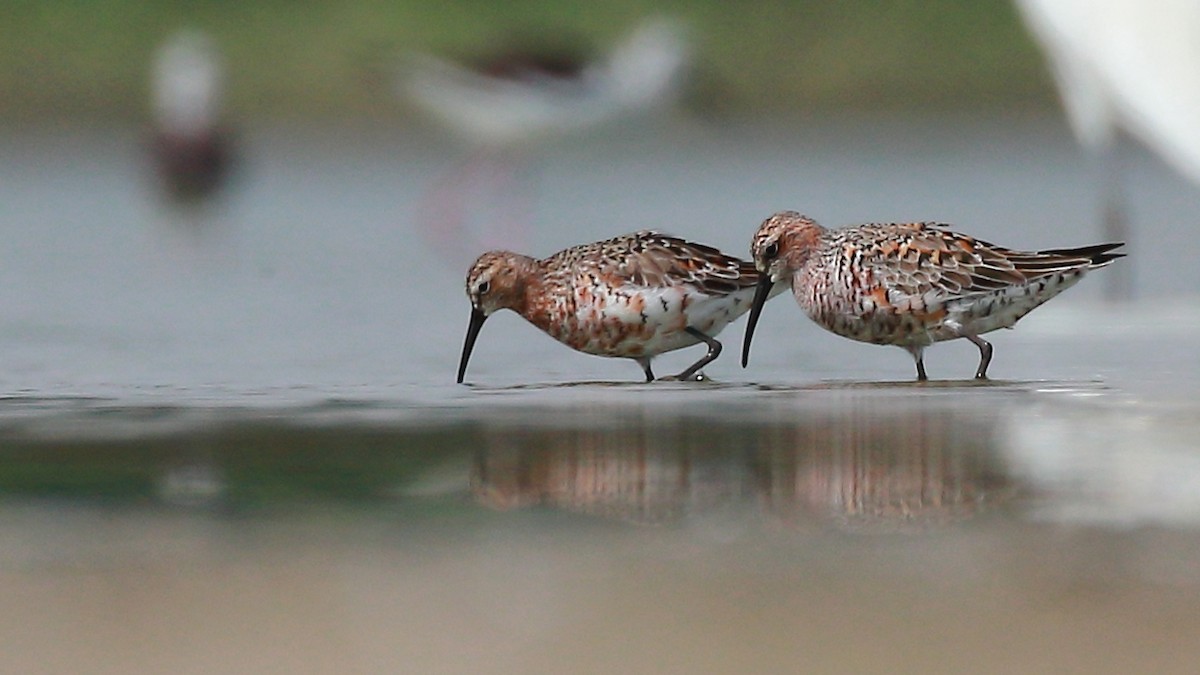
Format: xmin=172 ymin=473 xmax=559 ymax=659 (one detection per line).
xmin=1014 ymin=0 xmax=1200 ymax=297
xmin=149 ymin=29 xmax=233 ymax=201
xmin=401 ymin=16 xmax=690 ymax=265
xmin=1015 ymin=0 xmax=1200 ymax=183
xmin=400 ymin=16 xmax=690 ymax=145
xmin=1003 ymin=401 xmax=1200 ymax=528
xmin=152 ymin=29 xmax=225 ymax=138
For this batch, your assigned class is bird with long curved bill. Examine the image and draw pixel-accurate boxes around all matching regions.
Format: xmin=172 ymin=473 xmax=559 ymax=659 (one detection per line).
xmin=457 ymin=231 xmax=785 ymax=384
xmin=741 ymin=211 xmax=1124 ymax=380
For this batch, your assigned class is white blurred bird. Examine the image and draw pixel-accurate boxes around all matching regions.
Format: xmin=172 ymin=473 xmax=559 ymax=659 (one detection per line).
xmin=1015 ymin=0 xmax=1200 ymax=298
xmin=401 ymin=16 xmax=689 ymax=146
xmin=149 ymin=29 xmax=234 ymax=203
xmin=392 ymin=16 xmax=691 ymax=266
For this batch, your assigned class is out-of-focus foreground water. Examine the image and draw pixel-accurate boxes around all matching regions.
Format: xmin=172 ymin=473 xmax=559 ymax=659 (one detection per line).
xmin=0 ymin=115 xmax=1198 ymax=673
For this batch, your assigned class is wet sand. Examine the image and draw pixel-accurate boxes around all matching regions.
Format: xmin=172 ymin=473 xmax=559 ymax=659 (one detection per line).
xmin=2 ymin=505 xmax=1199 ymax=674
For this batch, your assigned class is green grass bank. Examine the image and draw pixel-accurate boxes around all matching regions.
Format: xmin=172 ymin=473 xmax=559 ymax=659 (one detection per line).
xmin=2 ymin=0 xmax=1056 ymax=123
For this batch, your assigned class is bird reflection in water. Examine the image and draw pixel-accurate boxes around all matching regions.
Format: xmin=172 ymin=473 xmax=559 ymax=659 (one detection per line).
xmin=754 ymin=400 xmax=1014 ymax=533
xmin=472 ymin=414 xmax=744 ymax=525
xmin=470 ymin=397 xmax=1014 ymax=531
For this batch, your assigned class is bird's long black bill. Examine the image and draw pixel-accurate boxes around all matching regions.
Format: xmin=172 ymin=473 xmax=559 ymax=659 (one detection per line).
xmin=456 ymin=308 xmax=488 ymax=384
xmin=741 ymin=275 xmax=775 ymax=367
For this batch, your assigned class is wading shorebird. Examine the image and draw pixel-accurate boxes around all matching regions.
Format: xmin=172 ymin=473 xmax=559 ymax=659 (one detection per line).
xmin=741 ymin=211 xmax=1124 ymax=381
xmin=149 ymin=29 xmax=234 ymax=202
xmin=457 ymin=231 xmax=784 ymax=384
xmin=392 ymin=16 xmax=690 ymax=266
xmin=399 ymin=16 xmax=688 ymax=148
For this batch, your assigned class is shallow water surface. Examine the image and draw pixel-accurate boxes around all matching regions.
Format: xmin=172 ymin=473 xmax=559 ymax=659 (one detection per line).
xmin=1 ymin=382 xmax=1199 ymax=672
xmin=0 ymin=117 xmax=1198 ymax=672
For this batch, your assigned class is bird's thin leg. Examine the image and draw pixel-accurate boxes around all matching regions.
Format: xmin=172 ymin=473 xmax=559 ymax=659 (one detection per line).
xmin=964 ymin=334 xmax=993 ymax=379
xmin=636 ymin=357 xmax=655 ymax=382
xmin=672 ymin=327 xmax=722 ymax=381
xmin=908 ymin=347 xmax=928 ymax=381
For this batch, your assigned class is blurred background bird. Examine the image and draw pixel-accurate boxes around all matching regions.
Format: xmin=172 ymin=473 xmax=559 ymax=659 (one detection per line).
xmin=1015 ymin=0 xmax=1200 ymax=299
xmin=148 ymin=29 xmax=234 ymax=205
xmin=383 ymin=16 xmax=691 ymax=267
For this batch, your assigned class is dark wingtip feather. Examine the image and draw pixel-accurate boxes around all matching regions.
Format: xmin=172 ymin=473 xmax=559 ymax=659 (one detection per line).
xmin=1082 ymin=242 xmax=1126 ymax=268
xmin=1092 ymin=252 xmax=1126 ymax=267
xmin=1038 ymin=242 xmax=1126 ymax=268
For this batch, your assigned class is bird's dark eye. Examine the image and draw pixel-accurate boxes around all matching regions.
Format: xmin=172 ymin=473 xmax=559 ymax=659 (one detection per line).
xmin=477 ymin=280 xmax=490 ymax=295
xmin=763 ymin=242 xmax=779 ymax=260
